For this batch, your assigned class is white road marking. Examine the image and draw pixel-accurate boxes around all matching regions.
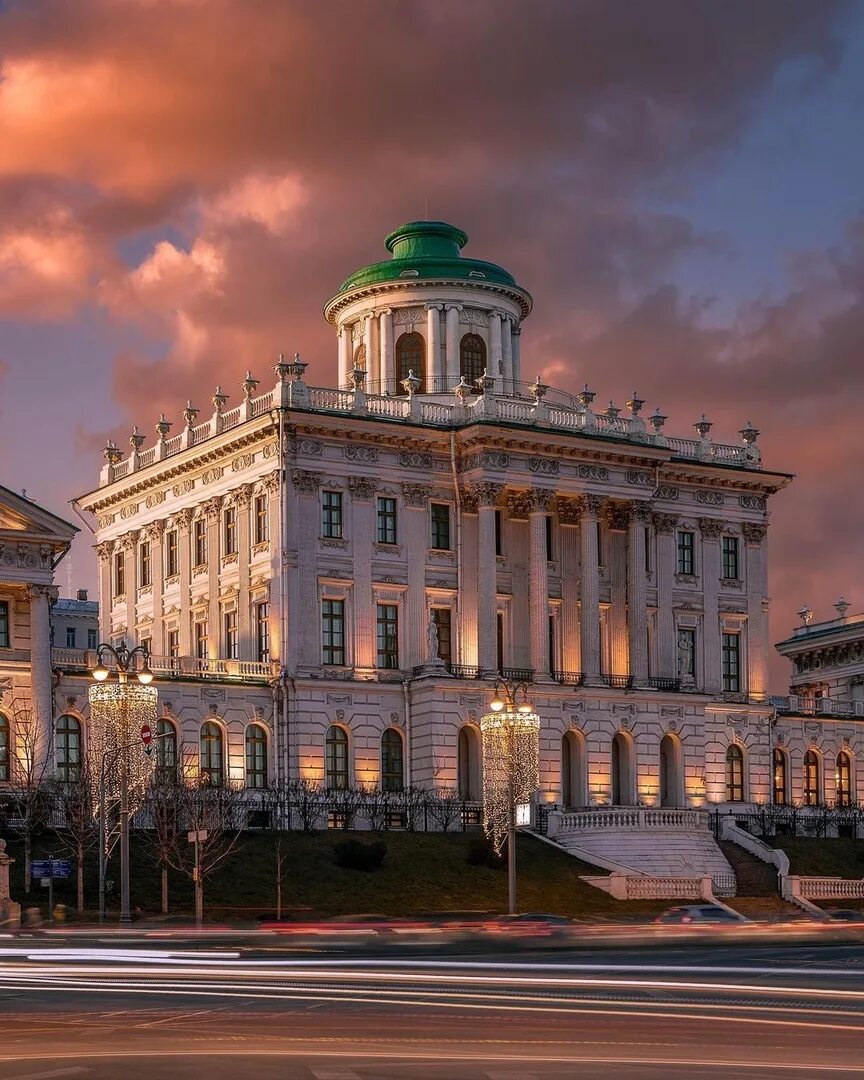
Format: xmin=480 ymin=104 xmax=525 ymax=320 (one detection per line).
xmin=309 ymin=1070 xmax=363 ymax=1080
xmin=1 ymin=1068 xmax=90 ymax=1080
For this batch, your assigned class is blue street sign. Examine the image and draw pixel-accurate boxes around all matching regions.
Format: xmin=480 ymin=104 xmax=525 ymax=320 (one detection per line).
xmin=31 ymin=860 xmax=71 ymax=879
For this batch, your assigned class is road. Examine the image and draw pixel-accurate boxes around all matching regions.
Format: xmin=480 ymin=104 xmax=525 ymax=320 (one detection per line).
xmin=1 ymin=935 xmax=864 ymax=1078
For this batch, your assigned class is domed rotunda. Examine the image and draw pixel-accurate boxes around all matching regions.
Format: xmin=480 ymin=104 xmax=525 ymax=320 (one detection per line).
xmin=324 ymin=221 xmax=532 ymax=395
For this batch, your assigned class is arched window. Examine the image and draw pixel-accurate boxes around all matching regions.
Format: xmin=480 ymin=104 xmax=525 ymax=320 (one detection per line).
xmin=459 ymin=333 xmax=486 ymax=384
xmin=56 ymin=715 xmax=81 ymax=784
xmin=200 ymin=721 xmax=224 ymax=787
xmin=155 ymin=717 xmax=177 ymax=782
xmin=659 ymin=734 xmax=683 ymax=808
xmin=395 ymin=332 xmax=425 ymax=391
xmin=353 ymin=343 xmax=366 ymax=371
xmin=836 ymin=751 xmax=852 ymax=807
xmin=245 ymin=724 xmax=268 ymax=789
xmin=561 ymin=731 xmax=586 ymax=808
xmin=381 ymin=729 xmax=404 ymax=792
xmin=325 ymin=725 xmax=349 ymax=790
xmin=0 ymin=713 xmax=9 ymax=782
xmin=725 ymin=744 xmax=744 ymax=802
xmin=611 ymin=732 xmax=634 ymax=806
xmin=772 ymin=747 xmax=788 ymax=805
xmin=803 ymin=749 xmax=820 ymax=806
xmin=457 ymin=726 xmax=481 ymax=801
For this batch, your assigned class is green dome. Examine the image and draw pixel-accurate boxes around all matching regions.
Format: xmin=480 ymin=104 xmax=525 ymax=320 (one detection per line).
xmin=334 ymin=221 xmax=523 ymax=293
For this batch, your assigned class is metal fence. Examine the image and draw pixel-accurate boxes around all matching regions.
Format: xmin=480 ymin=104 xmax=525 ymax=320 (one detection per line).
xmin=710 ymin=805 xmax=864 ymax=841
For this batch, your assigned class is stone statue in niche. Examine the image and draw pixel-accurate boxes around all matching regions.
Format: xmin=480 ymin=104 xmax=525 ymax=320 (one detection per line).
xmin=427 ymin=614 xmax=440 ymax=661
xmin=677 ymin=630 xmax=694 ymax=679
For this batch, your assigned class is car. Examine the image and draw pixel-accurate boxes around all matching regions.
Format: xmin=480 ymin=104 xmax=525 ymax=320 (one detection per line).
xmin=654 ymin=904 xmax=744 ymax=925
xmin=825 ymin=909 xmax=864 ymax=922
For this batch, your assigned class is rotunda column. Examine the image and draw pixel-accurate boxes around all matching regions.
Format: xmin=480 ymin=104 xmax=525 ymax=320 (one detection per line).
xmin=363 ymin=314 xmax=376 ymax=389
xmin=489 ymin=312 xmax=503 ymax=390
xmin=444 ymin=304 xmax=461 ymax=382
xmin=338 ymin=324 xmax=351 ymax=387
xmin=379 ymin=309 xmax=394 ymax=391
xmin=426 ymin=304 xmax=443 ymax=390
xmin=501 ymin=315 xmax=514 ymax=394
xmin=511 ymin=325 xmax=522 ymax=387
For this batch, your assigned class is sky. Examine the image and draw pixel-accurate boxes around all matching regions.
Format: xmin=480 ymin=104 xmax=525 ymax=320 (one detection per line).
xmin=0 ymin=0 xmax=862 ymax=691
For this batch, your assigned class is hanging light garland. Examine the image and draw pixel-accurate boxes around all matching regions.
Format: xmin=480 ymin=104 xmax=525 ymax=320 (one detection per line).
xmin=480 ymin=701 xmax=540 ymax=854
xmin=88 ymin=680 xmax=158 ymax=820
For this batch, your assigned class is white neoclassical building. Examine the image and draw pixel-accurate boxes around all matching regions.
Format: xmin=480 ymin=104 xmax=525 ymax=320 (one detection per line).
xmin=57 ymin=218 xmax=807 ymax=837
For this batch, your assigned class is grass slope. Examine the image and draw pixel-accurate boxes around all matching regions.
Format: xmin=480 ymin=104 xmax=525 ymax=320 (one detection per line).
xmin=6 ymin=830 xmax=666 ymax=921
xmin=773 ymin=837 xmax=864 ymax=879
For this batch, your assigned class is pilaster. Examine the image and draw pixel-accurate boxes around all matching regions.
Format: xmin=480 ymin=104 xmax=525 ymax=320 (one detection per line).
xmin=605 ymin=502 xmax=629 ymax=676
xmin=292 ymin=470 xmax=321 ymax=669
xmin=627 ymin=503 xmax=651 ymax=682
xmin=26 ymin=583 xmax=55 ymax=762
xmin=235 ymin=484 xmax=253 ymax=660
xmin=145 ymin=520 xmax=165 ymax=655
xmin=444 ymin=304 xmax=461 ymax=381
xmin=699 ymin=517 xmax=723 ymax=693
xmin=528 ymin=488 xmax=554 ymax=679
xmin=475 ymin=482 xmax=504 ymax=675
xmin=579 ymin=494 xmax=604 ymax=684
xmin=204 ymin=497 xmax=223 ymax=659
xmin=557 ymin=498 xmax=581 ymax=673
xmin=426 ymin=304 xmax=443 ymax=387
xmin=744 ymin=523 xmax=769 ymax=701
xmin=653 ymin=513 xmax=678 ymax=678
xmin=379 ymin=309 xmax=394 ymax=388
xmin=176 ymin=509 xmax=194 ymax=656
xmin=400 ymin=480 xmax=430 ymax=670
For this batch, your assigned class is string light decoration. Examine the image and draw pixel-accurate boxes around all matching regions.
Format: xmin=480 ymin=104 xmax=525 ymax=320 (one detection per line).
xmin=88 ymin=681 xmax=158 ymax=820
xmin=480 ymin=681 xmax=540 ymax=854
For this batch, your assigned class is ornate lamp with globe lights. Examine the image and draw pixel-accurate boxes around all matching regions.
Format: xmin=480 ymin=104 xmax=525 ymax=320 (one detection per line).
xmin=480 ymin=678 xmax=540 ymax=915
xmin=89 ymin=642 xmax=158 ymax=926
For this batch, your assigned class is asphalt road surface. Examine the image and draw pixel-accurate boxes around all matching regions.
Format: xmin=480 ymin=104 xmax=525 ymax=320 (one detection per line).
xmin=2 ymin=936 xmax=864 ymax=1078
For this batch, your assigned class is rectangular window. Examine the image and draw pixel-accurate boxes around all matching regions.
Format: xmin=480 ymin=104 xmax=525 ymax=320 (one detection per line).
xmin=139 ymin=636 xmax=151 ymax=658
xmin=322 ymin=490 xmax=343 ymax=539
xmin=773 ymin=749 xmax=787 ymax=806
xmin=678 ymin=628 xmax=696 ymax=678
xmin=193 ymin=518 xmax=207 ymax=567
xmin=195 ymin=620 xmax=208 ymax=660
xmin=223 ymin=506 xmax=237 ymax=556
xmin=322 ymin=599 xmax=346 ymax=666
xmin=167 ymin=629 xmax=180 ymax=658
xmin=87 ymin=627 xmax=98 ymax=650
xmin=494 ymin=510 xmax=502 ymax=556
xmin=139 ymin=541 xmax=151 ymax=587
xmin=677 ymin=531 xmax=695 ymax=575
xmin=224 ymin=610 xmax=238 ymax=659
xmin=256 ymin=602 xmax=270 ymax=663
xmin=722 ymin=632 xmax=741 ymax=692
xmin=165 ymin=530 xmax=178 ymax=577
xmin=254 ymin=494 xmax=269 ymax=545
xmin=0 ymin=601 xmax=9 ymax=648
xmin=545 ymin=517 xmax=554 ymax=561
xmin=113 ymin=551 xmax=125 ymax=597
xmin=430 ymin=503 xmax=451 ymax=550
xmin=432 ymin=608 xmax=452 ymax=666
xmin=377 ymin=497 xmax=397 ymax=544
xmin=496 ymin=612 xmax=504 ymax=672
xmin=376 ymin=603 xmax=399 ymax=669
xmin=722 ymin=535 xmax=740 ymax=580
xmin=65 ymin=626 xmax=76 ymax=648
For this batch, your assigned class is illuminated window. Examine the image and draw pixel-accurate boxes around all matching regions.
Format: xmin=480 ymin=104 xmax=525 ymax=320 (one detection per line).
xmin=772 ymin=747 xmax=787 ymax=805
xmin=113 ymin=551 xmax=125 ymax=597
xmin=224 ymin=611 xmax=238 ymax=660
xmin=193 ymin=518 xmax=207 ymax=567
xmin=396 ymin=332 xmax=425 ymax=390
xmin=254 ymin=495 xmax=269 ymax=545
xmin=245 ymin=724 xmax=268 ymax=789
xmin=0 ymin=713 xmax=9 ymax=781
xmin=836 ymin=751 xmax=852 ymax=807
xmin=165 ymin=530 xmax=179 ymax=577
xmin=325 ymin=726 xmax=349 ymax=789
xmin=223 ymin=506 xmax=237 ymax=556
xmin=156 ymin=718 xmax=177 ymax=781
xmin=376 ymin=604 xmax=399 ymax=669
xmin=322 ymin=599 xmax=345 ymax=666
xmin=459 ymin=333 xmax=486 ymax=384
xmin=256 ymin=602 xmax=270 ymax=662
xmin=430 ymin=503 xmax=451 ymax=550
xmin=139 ymin=541 xmax=151 ymax=587
xmin=56 ymin=715 xmax=81 ymax=784
xmin=381 ymin=729 xmax=404 ymax=792
xmin=803 ymin=749 xmax=820 ymax=806
xmin=722 ymin=633 xmax=741 ymax=692
xmin=0 ymin=601 xmax=9 ymax=648
xmin=199 ymin=722 xmax=224 ymax=787
xmin=431 ymin=608 xmax=452 ymax=666
xmin=725 ymin=744 xmax=744 ymax=802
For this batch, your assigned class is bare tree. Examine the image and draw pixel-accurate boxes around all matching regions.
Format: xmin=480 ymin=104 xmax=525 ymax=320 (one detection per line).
xmin=4 ymin=703 xmax=54 ymax=895
xmin=427 ymin=787 xmax=462 ymax=833
xmin=401 ymin=786 xmax=430 ymax=832
xmin=289 ymin=778 xmax=323 ymax=832
xmin=361 ymin=784 xmax=389 ymax=832
xmin=166 ymin=782 xmax=245 ymax=926
xmin=50 ymin=761 xmax=97 ymax=913
xmin=141 ymin=774 xmax=184 ymax=915
xmin=326 ymin=785 xmax=364 ymax=830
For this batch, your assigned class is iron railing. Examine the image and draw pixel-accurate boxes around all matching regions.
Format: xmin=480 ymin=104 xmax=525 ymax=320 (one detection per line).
xmin=599 ymin=674 xmax=635 ymax=691
xmin=551 ymin=671 xmax=585 ymax=686
xmin=643 ymin=677 xmax=682 ymax=693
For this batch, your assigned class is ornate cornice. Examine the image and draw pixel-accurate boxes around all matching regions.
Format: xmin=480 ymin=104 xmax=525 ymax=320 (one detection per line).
xmin=348 ymin=476 xmax=376 ymax=500
xmin=472 ymin=482 xmax=504 ymax=508
xmin=742 ymin=522 xmax=768 ymax=545
xmin=698 ymin=517 xmax=723 ymax=540
xmin=292 ymin=469 xmax=322 ymax=494
xmin=401 ymin=482 xmax=431 ymax=507
xmin=652 ymin=512 xmax=679 ymax=534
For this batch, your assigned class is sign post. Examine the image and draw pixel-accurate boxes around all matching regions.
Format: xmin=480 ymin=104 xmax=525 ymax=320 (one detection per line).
xmin=140 ymin=723 xmax=153 ymax=756
xmin=187 ymin=830 xmax=207 ymax=928
xmin=31 ymin=859 xmax=70 ymax=925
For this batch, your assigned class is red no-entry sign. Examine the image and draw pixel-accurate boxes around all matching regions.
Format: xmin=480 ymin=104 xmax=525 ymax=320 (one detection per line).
xmin=140 ymin=723 xmax=153 ymax=748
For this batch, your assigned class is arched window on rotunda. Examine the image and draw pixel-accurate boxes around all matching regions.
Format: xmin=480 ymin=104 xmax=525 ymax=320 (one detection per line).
xmin=395 ymin=332 xmax=425 ymax=392
xmin=459 ymin=333 xmax=486 ymax=385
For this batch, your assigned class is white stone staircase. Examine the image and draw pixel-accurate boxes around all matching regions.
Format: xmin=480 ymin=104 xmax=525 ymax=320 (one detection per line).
xmin=546 ymin=808 xmax=737 ymax=895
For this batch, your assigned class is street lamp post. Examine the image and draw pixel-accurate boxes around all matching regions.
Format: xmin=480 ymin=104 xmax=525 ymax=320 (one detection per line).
xmin=481 ymin=678 xmax=540 ymax=916
xmin=89 ymin=642 xmax=156 ymax=928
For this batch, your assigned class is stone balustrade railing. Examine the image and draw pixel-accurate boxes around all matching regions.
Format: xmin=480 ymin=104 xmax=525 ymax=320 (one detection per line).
xmin=771 ymin=695 xmax=864 ymax=718
xmin=51 ymin=647 xmax=278 ymax=682
xmin=582 ymin=871 xmax=730 ymax=901
xmin=792 ymin=876 xmax=864 ymax=900
xmin=99 ymin=370 xmax=762 ymax=487
xmin=547 ymin=807 xmax=710 ymax=837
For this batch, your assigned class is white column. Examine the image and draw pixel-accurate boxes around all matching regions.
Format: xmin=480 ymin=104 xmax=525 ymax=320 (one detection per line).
xmin=379 ymin=309 xmax=394 ymax=390
xmin=445 ymin=304 xmax=461 ymax=381
xmin=400 ymin=482 xmax=430 ymax=669
xmin=501 ymin=316 xmax=514 ymax=394
xmin=605 ymin=505 xmax=628 ymax=676
xmin=350 ymin=477 xmax=377 ymax=673
xmin=426 ymin=304 xmax=443 ymax=389
xmin=528 ymin=490 xmax=553 ymax=678
xmin=177 ymin=510 xmax=193 ymax=656
xmin=489 ymin=311 xmax=503 ymax=387
xmin=511 ymin=325 xmax=522 ymax=387
xmin=558 ymin=500 xmax=581 ymax=673
xmin=700 ymin=518 xmax=723 ymax=693
xmin=475 ymin=483 xmax=503 ymax=674
xmin=460 ymin=502 xmax=479 ymax=666
xmin=653 ymin=513 xmax=678 ymax=678
xmin=579 ymin=495 xmax=604 ymax=684
xmin=292 ymin=470 xmax=321 ymax=669
xmin=205 ymin=498 xmax=222 ymax=659
xmin=122 ymin=532 xmax=138 ymax=638
xmin=95 ymin=542 xmax=113 ymax=642
xmin=627 ymin=504 xmax=650 ymax=682
xmin=27 ymin=584 xmax=55 ymax=762
xmin=235 ymin=486 xmax=252 ymax=660
xmin=146 ymin=521 xmax=165 ymax=655
xmin=744 ymin=523 xmax=769 ymax=701
xmin=363 ymin=314 xmax=376 ymax=389
xmin=338 ymin=324 xmax=351 ymax=387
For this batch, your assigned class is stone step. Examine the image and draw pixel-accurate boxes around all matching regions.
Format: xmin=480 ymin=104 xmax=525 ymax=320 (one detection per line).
xmin=718 ymin=841 xmax=779 ymax=897
xmin=556 ymin=827 xmax=735 ymax=884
